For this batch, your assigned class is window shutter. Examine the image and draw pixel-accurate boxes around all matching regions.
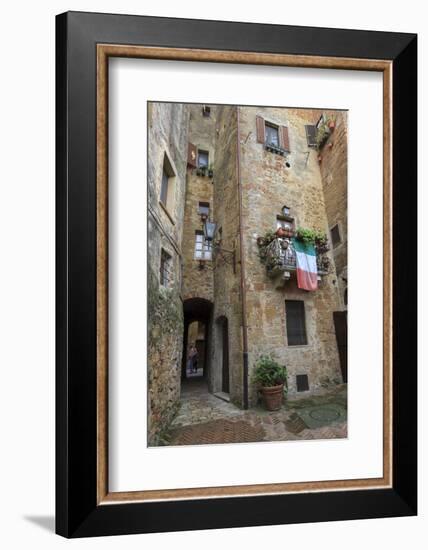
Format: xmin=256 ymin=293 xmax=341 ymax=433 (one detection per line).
xmin=279 ymin=126 xmax=290 ymax=152
xmin=330 ymin=224 xmax=341 ymax=247
xmin=187 ymin=142 xmax=197 ymax=167
xmin=256 ymin=115 xmax=265 ymax=143
xmin=305 ymin=125 xmax=317 ymax=148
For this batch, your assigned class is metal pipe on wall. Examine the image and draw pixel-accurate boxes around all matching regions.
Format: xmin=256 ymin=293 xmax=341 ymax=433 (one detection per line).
xmin=236 ymin=106 xmax=249 ymax=409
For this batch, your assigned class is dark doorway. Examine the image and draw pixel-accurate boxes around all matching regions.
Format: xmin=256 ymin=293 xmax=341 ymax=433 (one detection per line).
xmin=217 ymin=316 xmax=230 ymax=394
xmin=182 ymin=298 xmax=213 ymax=383
xmin=333 ymin=311 xmax=348 ymax=383
xmin=185 ymin=320 xmax=206 ymax=378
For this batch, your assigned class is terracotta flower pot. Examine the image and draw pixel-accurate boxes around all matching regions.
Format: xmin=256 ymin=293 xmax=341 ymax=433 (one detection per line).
xmin=328 ymin=120 xmax=335 ymax=130
xmin=261 ymin=384 xmax=284 ymax=411
xmin=276 ymin=227 xmax=294 ymax=238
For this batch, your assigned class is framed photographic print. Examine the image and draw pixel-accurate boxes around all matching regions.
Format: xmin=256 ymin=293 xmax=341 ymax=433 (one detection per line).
xmin=56 ymin=11 xmax=417 ymax=538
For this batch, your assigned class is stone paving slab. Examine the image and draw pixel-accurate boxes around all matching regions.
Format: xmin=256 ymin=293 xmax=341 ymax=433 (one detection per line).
xmin=160 ymin=380 xmax=348 ymax=446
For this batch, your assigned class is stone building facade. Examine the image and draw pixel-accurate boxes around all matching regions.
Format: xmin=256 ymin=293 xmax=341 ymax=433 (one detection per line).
xmin=318 ymin=111 xmax=348 ymax=311
xmin=148 ymin=102 xmax=348 ymax=443
xmin=147 ymin=102 xmax=190 ymax=444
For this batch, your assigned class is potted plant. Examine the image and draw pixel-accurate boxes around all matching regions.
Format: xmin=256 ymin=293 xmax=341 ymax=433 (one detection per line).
xmin=252 ymin=354 xmax=288 ymax=411
xmin=208 ymin=164 xmax=214 ymax=178
xmin=276 ymin=226 xmax=294 ymax=238
xmin=327 ymin=117 xmax=336 ymax=131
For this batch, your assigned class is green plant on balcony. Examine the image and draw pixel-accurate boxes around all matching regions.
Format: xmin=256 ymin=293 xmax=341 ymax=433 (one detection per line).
xmin=257 ymin=230 xmax=278 ymax=266
xmin=196 ymin=165 xmax=207 ymax=177
xmin=296 ymin=228 xmax=331 ymax=272
xmin=317 ymin=254 xmax=331 ymax=273
xmin=315 ymin=115 xmax=335 ymax=150
xmin=295 ymin=227 xmax=323 ymax=245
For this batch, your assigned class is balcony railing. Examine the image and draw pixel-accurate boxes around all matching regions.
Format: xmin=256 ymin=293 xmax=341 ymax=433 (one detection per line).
xmin=264 ymin=237 xmax=329 ymax=278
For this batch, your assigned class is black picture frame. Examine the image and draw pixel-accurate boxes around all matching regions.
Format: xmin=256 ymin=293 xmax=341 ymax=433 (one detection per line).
xmin=56 ymin=11 xmax=417 ymax=538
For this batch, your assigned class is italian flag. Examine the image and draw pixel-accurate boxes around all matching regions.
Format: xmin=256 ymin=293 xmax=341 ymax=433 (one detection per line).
xmin=292 ymin=238 xmax=318 ymax=291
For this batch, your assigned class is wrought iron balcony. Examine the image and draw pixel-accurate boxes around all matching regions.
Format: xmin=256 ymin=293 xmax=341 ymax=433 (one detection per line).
xmin=263 ymin=237 xmax=329 ymax=279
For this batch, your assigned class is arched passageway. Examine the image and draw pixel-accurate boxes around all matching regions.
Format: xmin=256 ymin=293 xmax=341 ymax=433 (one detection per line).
xmin=182 ymin=298 xmax=213 ymax=386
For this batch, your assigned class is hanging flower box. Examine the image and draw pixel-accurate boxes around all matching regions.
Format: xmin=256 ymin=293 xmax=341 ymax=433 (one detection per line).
xmin=275 ymin=226 xmax=294 ymax=238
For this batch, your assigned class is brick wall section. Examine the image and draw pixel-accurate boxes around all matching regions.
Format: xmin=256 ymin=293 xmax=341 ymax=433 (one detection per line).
xmin=318 ymin=110 xmax=348 ymax=309
xmin=147 ymin=102 xmax=189 ymax=444
xmin=238 ymin=106 xmax=343 ymax=402
xmin=181 ymin=105 xmax=216 ymax=302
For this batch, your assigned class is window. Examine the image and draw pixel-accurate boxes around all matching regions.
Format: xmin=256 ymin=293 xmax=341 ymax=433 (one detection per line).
xmin=198 ymin=202 xmax=210 ymax=217
xmin=330 ymin=224 xmax=341 ymax=248
xmin=265 ymin=123 xmax=279 ymax=147
xmin=160 ymin=249 xmax=172 ymax=287
xmin=194 ymin=231 xmax=212 ymax=260
xmin=160 ymin=153 xmax=175 ymax=213
xmin=160 ymin=165 xmax=169 ymax=205
xmin=202 ymin=105 xmax=211 ymax=117
xmin=305 ymin=125 xmax=317 ymax=148
xmin=198 ymin=150 xmax=209 ymax=168
xmin=285 ymin=300 xmax=307 ymax=346
xmin=296 ymin=374 xmax=309 ymax=392
xmin=276 ymin=217 xmax=293 ymax=231
xmin=256 ymin=115 xmax=291 ymax=152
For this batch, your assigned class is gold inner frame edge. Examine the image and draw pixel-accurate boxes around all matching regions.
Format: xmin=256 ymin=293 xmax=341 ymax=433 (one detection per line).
xmin=96 ymin=44 xmax=393 ymax=504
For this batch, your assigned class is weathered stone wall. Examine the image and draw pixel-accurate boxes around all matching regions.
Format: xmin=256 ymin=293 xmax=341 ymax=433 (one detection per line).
xmin=238 ymin=106 xmax=343 ymax=401
xmin=181 ymin=105 xmax=217 ymax=303
xmin=210 ymin=106 xmax=245 ymax=404
xmin=147 ymin=102 xmax=348 ymax=431
xmin=318 ymin=111 xmax=348 ymax=309
xmin=147 ymin=102 xmax=189 ymax=444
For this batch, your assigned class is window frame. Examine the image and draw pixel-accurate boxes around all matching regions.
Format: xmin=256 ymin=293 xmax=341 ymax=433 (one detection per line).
xmin=285 ymin=300 xmax=308 ymax=347
xmin=330 ymin=223 xmax=342 ymax=248
xmin=194 ymin=230 xmax=212 ymax=261
xmin=305 ymin=124 xmax=318 ymax=148
xmin=197 ymin=149 xmax=209 ymax=168
xmin=159 ymin=152 xmax=177 ymax=219
xmin=198 ymin=201 xmax=210 ymax=217
xmin=264 ymin=121 xmax=280 ymax=148
xmin=159 ymin=248 xmax=172 ymax=287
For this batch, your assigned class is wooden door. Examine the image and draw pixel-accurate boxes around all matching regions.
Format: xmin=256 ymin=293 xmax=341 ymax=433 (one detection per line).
xmin=333 ymin=311 xmax=347 ymax=383
xmin=221 ymin=319 xmax=230 ymax=393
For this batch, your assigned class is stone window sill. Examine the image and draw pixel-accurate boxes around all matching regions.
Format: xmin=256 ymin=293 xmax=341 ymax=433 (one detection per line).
xmin=286 ymin=344 xmax=311 ymax=349
xmin=159 ymin=200 xmax=175 ymax=225
xmin=264 ymin=143 xmax=289 ymax=156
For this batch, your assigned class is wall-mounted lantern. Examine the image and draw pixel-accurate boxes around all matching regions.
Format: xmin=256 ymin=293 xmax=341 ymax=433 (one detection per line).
xmin=282 ymin=205 xmax=291 ymax=217
xmin=203 ymin=220 xmax=217 ymax=242
xmin=202 ymin=218 xmax=236 ymax=272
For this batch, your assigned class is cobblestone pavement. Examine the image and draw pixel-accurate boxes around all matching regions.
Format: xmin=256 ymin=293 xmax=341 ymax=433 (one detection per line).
xmin=161 ymin=378 xmax=347 ymax=446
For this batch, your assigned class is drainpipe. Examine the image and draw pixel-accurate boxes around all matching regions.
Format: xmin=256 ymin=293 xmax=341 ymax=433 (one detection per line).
xmin=236 ymin=107 xmax=249 ymax=410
